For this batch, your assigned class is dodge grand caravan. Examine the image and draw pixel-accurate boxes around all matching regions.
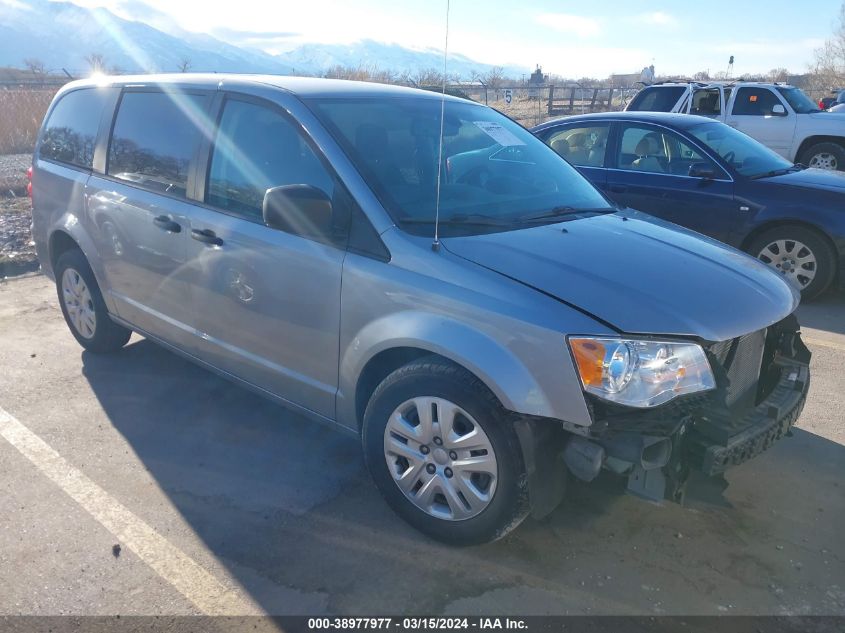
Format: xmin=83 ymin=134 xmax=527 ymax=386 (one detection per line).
xmin=32 ymin=75 xmax=811 ymax=544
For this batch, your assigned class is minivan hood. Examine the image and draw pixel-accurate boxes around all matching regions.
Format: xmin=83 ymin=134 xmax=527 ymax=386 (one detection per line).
xmin=443 ymin=211 xmax=798 ymax=342
xmin=764 ymin=166 xmax=845 ymax=193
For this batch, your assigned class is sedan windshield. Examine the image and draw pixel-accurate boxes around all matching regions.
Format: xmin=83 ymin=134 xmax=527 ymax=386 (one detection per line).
xmin=307 ymin=97 xmax=613 ymax=236
xmin=776 ymin=87 xmax=821 ymax=114
xmin=688 ymin=121 xmax=794 ymax=178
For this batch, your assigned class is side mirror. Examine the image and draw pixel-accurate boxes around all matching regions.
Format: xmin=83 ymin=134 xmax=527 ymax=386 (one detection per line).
xmin=262 ymin=184 xmax=333 ymax=238
xmin=688 ymin=162 xmax=717 ymax=179
xmin=771 ymin=104 xmax=786 ymax=115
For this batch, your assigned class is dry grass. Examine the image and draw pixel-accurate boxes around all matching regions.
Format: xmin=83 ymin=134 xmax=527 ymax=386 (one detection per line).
xmin=0 ymin=89 xmax=57 ymax=154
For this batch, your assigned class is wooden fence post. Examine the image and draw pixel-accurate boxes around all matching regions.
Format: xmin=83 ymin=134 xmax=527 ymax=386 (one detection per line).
xmin=547 ymin=85 xmax=555 ymax=116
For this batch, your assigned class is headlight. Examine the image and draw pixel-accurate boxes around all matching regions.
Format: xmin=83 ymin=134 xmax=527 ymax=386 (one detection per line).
xmin=568 ymin=337 xmax=715 ymax=408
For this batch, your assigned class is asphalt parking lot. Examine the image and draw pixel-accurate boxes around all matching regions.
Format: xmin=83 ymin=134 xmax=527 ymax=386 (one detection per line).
xmin=0 ymin=273 xmax=843 ymax=616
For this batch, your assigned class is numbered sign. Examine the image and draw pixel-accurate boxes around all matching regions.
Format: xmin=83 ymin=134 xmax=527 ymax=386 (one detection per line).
xmin=504 ymin=89 xmax=513 ymax=105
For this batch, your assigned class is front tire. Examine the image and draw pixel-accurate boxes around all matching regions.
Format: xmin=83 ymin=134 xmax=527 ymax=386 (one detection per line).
xmin=362 ymin=357 xmax=529 ymax=545
xmin=747 ymin=225 xmax=837 ymax=300
xmin=798 ymin=141 xmax=845 ymax=171
xmin=55 ymin=248 xmax=131 ymax=353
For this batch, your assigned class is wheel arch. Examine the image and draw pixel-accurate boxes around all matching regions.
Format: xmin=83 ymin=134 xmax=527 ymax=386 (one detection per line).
xmin=340 ymin=312 xmax=563 ymax=433
xmin=740 ymin=218 xmax=839 ymax=263
xmin=48 ymin=229 xmax=82 ymax=272
xmin=795 ymin=135 xmax=845 ymax=162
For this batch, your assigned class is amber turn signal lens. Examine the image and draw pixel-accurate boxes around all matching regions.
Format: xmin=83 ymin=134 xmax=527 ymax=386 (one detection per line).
xmin=570 ymin=338 xmax=606 ymax=386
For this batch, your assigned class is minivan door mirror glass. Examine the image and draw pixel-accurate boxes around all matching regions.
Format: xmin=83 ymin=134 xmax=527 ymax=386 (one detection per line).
xmin=263 ymin=184 xmax=333 ymax=238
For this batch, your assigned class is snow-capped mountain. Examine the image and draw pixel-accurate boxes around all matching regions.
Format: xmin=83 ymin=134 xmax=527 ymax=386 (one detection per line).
xmin=0 ymin=0 xmax=525 ymax=78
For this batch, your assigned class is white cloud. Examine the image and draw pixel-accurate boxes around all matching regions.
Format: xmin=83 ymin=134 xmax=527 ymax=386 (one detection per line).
xmin=635 ymin=11 xmax=678 ymax=26
xmin=534 ymin=13 xmax=601 ymax=38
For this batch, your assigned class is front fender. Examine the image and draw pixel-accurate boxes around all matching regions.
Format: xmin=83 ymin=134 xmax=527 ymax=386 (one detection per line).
xmin=337 ymin=310 xmax=577 ymax=430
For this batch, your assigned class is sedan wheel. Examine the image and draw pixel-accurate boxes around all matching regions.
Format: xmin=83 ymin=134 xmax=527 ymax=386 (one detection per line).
xmin=384 ymin=396 xmax=497 ymax=521
xmin=747 ymin=225 xmax=837 ymax=301
xmin=756 ymin=239 xmax=817 ymax=291
xmin=61 ymin=267 xmax=97 ymax=339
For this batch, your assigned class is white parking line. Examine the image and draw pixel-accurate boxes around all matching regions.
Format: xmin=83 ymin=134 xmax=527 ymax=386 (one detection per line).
xmin=0 ymin=406 xmax=258 ymax=616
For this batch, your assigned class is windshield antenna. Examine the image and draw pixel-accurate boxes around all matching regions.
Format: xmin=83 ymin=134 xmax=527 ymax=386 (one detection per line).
xmin=432 ymin=0 xmax=450 ymax=252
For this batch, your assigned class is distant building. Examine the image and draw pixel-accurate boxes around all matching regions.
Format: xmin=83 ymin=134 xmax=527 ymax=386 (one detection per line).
xmin=528 ymin=65 xmax=547 ymax=97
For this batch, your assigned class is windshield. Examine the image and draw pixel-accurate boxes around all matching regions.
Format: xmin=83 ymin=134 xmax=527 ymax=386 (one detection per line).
xmin=688 ymin=121 xmax=794 ymax=178
xmin=776 ymin=87 xmax=821 ymax=114
xmin=307 ymin=97 xmax=613 ymax=236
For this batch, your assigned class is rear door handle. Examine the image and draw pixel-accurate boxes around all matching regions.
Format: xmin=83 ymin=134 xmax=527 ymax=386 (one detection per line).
xmin=609 ymin=184 xmax=628 ymax=193
xmin=153 ymin=215 xmax=181 ymax=233
xmin=191 ymin=228 xmax=223 ymax=246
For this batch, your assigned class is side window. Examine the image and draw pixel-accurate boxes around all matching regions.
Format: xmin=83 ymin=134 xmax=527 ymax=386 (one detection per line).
xmin=107 ymin=91 xmax=207 ymax=198
xmin=546 ymin=124 xmax=610 ymax=167
xmin=732 ymin=88 xmax=785 ymax=116
xmin=626 ymin=86 xmax=686 ymax=112
xmin=617 ymin=125 xmax=714 ymax=176
xmin=690 ymin=89 xmax=721 ymax=116
xmin=39 ymin=88 xmax=110 ymax=169
xmin=206 ymin=99 xmax=336 ymax=229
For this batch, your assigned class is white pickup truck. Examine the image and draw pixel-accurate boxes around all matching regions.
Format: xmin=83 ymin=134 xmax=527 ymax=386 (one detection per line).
xmin=626 ymin=81 xmax=845 ymax=170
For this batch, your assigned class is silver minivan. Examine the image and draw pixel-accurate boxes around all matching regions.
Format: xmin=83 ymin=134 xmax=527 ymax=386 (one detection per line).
xmin=32 ymin=74 xmax=811 ymax=544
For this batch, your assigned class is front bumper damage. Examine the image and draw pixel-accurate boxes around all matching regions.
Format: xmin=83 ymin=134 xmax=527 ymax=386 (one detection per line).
xmin=562 ymin=315 xmax=811 ymax=504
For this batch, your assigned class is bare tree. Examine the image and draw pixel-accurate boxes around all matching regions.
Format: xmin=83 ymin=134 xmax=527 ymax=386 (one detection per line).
xmin=812 ymin=3 xmax=845 ymax=88
xmin=178 ymin=57 xmax=192 ymax=73
xmin=85 ymin=53 xmax=107 ymax=73
xmin=23 ymin=58 xmax=46 ymax=76
xmin=483 ymin=66 xmax=505 ymax=90
xmin=768 ymin=67 xmax=790 ymax=82
xmin=693 ymin=70 xmax=711 ymax=81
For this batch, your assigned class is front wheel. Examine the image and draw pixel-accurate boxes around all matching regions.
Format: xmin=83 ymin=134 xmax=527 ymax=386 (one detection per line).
xmin=747 ymin=225 xmax=837 ymax=300
xmin=798 ymin=141 xmax=845 ymax=171
xmin=362 ymin=357 xmax=529 ymax=545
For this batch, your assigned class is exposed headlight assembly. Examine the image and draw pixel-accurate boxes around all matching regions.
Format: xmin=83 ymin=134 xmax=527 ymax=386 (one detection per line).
xmin=568 ymin=337 xmax=715 ymax=408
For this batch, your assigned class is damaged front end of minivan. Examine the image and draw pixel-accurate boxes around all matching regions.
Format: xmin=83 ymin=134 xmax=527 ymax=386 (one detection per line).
xmin=560 ymin=314 xmax=811 ymax=505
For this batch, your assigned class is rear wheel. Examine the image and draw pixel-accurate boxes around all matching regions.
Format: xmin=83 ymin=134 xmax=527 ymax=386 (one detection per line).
xmin=798 ymin=141 xmax=845 ymax=171
xmin=362 ymin=357 xmax=529 ymax=545
xmin=55 ymin=248 xmax=131 ymax=352
xmin=747 ymin=225 xmax=837 ymax=300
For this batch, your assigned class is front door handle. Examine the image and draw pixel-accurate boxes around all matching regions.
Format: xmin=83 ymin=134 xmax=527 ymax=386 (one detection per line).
xmin=609 ymin=184 xmax=628 ymax=193
xmin=153 ymin=215 xmax=181 ymax=233
xmin=191 ymin=228 xmax=223 ymax=246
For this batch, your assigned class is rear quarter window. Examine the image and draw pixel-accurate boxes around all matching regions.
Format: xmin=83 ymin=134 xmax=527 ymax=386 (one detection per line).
xmin=627 ymin=86 xmax=686 ymax=112
xmin=107 ymin=91 xmax=208 ymax=199
xmin=38 ymin=88 xmax=111 ymax=170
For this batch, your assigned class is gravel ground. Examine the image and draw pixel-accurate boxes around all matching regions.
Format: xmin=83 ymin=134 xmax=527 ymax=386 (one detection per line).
xmin=0 ymin=153 xmax=37 ymax=277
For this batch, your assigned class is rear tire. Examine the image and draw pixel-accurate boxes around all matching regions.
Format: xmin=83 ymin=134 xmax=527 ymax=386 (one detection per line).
xmin=55 ymin=248 xmax=131 ymax=353
xmin=747 ymin=225 xmax=837 ymax=301
xmin=362 ymin=356 xmax=529 ymax=545
xmin=798 ymin=141 xmax=845 ymax=171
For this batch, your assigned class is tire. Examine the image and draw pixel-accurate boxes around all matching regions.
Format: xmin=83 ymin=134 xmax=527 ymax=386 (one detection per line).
xmin=55 ymin=248 xmax=132 ymax=353
xmin=362 ymin=356 xmax=529 ymax=545
xmin=747 ymin=225 xmax=837 ymax=301
xmin=798 ymin=141 xmax=845 ymax=171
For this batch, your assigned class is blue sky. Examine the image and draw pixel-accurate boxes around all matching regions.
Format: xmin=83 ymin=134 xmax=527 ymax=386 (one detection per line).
xmin=69 ymin=0 xmax=842 ymax=77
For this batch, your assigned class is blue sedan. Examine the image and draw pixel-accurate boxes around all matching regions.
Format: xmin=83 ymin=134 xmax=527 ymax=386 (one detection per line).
xmin=532 ymin=112 xmax=845 ymax=299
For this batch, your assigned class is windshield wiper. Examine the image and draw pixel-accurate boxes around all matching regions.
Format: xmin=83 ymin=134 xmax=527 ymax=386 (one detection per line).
xmin=749 ymin=165 xmax=805 ymax=180
xmin=519 ymin=206 xmax=615 ymax=223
